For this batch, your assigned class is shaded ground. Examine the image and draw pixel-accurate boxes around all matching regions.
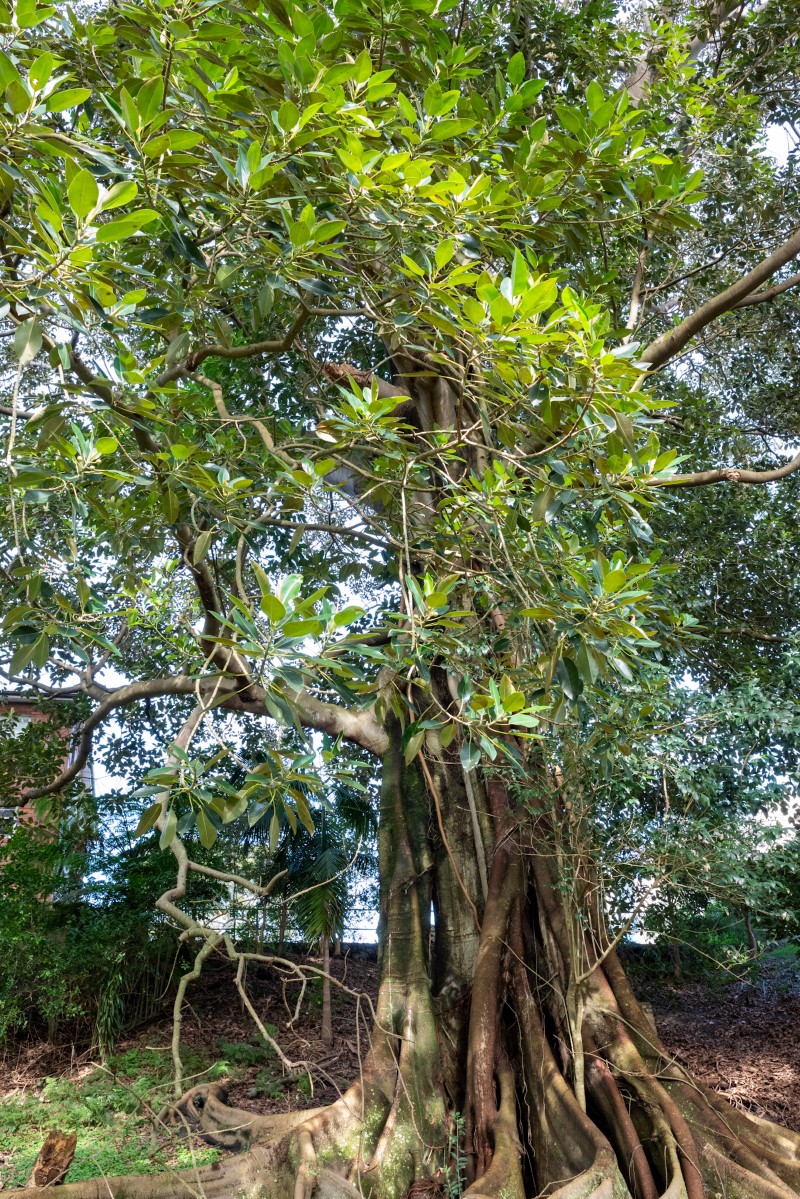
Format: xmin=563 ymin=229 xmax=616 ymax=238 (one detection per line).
xmin=0 ymin=945 xmax=378 ymax=1188
xmin=647 ymin=944 xmax=800 ymax=1131
xmin=2 ymin=941 xmax=800 ymax=1188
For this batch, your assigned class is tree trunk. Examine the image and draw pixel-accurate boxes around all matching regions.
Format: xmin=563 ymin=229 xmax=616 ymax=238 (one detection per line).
xmin=321 ymin=934 xmax=333 ymax=1047
xmin=744 ymin=907 xmax=759 ymax=955
xmin=9 ymin=726 xmax=800 ymax=1199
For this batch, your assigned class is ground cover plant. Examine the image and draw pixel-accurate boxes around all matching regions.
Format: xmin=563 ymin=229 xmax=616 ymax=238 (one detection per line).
xmin=0 ymin=1048 xmax=222 ymax=1188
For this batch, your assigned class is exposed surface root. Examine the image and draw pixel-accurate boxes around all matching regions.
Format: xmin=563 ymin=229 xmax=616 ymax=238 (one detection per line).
xmin=6 ymin=1141 xmax=284 ymax=1199
xmin=508 ymin=950 xmax=627 ymax=1199
xmin=462 ymin=1065 xmax=524 ymax=1199
xmin=167 ymin=1082 xmax=324 ymax=1149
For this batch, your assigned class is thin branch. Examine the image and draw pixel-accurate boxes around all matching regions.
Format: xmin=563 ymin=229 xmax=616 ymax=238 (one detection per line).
xmin=0 ymin=403 xmax=33 ymax=420
xmin=733 ymin=269 xmax=800 ymax=308
xmin=717 ymin=625 xmax=795 ymax=642
xmin=251 ymin=515 xmax=391 ymax=551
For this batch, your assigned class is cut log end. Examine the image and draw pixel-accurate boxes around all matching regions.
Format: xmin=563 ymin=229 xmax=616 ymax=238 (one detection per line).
xmin=27 ymin=1131 xmax=77 ymax=1188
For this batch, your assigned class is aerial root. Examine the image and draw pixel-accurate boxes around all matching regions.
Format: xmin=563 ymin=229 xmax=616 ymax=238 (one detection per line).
xmin=462 ymin=1064 xmax=524 ymax=1199
xmin=583 ymin=1034 xmax=659 ymax=1199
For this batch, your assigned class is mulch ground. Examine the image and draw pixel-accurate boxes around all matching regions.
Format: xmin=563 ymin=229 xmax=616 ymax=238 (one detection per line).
xmin=1 ymin=946 xmax=380 ymax=1119
xmin=649 ymin=960 xmax=800 ymax=1130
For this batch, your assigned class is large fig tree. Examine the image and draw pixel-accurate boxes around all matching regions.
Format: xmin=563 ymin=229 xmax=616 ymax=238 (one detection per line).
xmin=2 ymin=0 xmax=800 ymax=1196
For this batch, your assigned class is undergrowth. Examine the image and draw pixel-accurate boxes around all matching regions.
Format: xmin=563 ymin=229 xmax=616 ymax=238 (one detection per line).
xmin=0 ymin=1047 xmax=224 ymax=1188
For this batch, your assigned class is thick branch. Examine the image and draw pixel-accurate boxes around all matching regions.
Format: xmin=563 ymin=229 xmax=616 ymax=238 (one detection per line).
xmin=0 ymin=403 xmax=33 ymax=420
xmin=640 ymin=226 xmax=800 ymax=368
xmin=733 ymin=269 xmax=800 ymax=308
xmin=645 ymin=449 xmax=800 ymax=488
xmin=717 ymin=625 xmax=794 ymax=642
xmin=625 ymin=1 xmax=745 ymax=102
xmin=22 ymin=670 xmax=388 ymax=800
xmin=20 ymin=675 xmax=233 ymax=800
xmin=171 ymin=308 xmax=311 ymax=382
xmin=228 ymin=688 xmax=388 ymax=756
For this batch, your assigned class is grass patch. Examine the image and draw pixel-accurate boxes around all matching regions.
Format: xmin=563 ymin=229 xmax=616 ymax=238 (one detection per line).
xmin=0 ymin=1046 xmax=224 ymax=1188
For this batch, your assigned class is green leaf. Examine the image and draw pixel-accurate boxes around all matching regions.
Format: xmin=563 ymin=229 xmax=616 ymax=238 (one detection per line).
xmin=134 ymin=802 xmax=162 ymax=838
xmin=5 ymin=78 xmax=29 ymax=114
xmin=397 ymin=93 xmax=416 ymax=124
xmin=283 ymin=618 xmax=322 ymax=638
xmin=435 ymin=239 xmax=455 ymax=269
xmin=137 ymin=76 xmax=164 ymax=125
xmin=101 ymin=180 xmax=138 ymax=211
xmin=294 ymin=792 xmax=315 ymax=836
xmin=193 ymin=529 xmax=215 ymax=564
xmin=28 ymin=51 xmax=53 ymax=90
xmin=333 ymin=605 xmax=365 ymax=627
xmin=68 ymin=168 xmax=99 ymax=220
xmin=460 ymin=740 xmax=481 ymax=772
xmin=429 ymin=118 xmax=475 ymax=141
xmin=507 ymin=52 xmax=526 ymax=86
xmin=14 ymin=317 xmax=42 ymax=366
xmin=196 ymin=807 xmax=218 ymax=848
xmin=511 ymin=249 xmax=527 ymax=297
xmin=159 ymin=807 xmax=177 ymax=850
xmin=555 ymin=104 xmax=583 ymax=136
xmin=521 ymin=605 xmax=557 ymax=620
xmin=353 ymin=48 xmax=372 ymax=84
xmin=610 ymin=656 xmax=634 ymax=682
xmin=9 ymin=638 xmax=39 ymax=675
xmin=94 ymin=209 xmax=160 ymax=242
xmin=603 ymin=569 xmax=627 ymax=594
xmin=313 ymin=219 xmax=347 ymax=243
xmin=439 ymin=723 xmax=456 ymax=749
xmin=0 ymin=50 xmax=23 ymax=90
xmin=46 ymin=87 xmax=91 ymax=112
xmin=252 ymin=562 xmax=286 ymax=621
xmin=586 ymin=81 xmax=604 ymax=113
xmin=404 ymin=728 xmax=425 ymax=764
xmin=162 ymin=490 xmax=181 ymax=523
